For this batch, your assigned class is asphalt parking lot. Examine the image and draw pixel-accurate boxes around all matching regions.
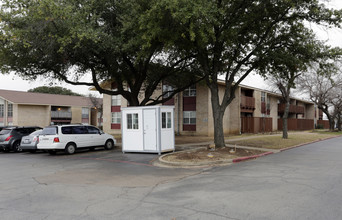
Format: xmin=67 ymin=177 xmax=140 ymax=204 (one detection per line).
xmin=0 ymin=148 xmax=201 ymax=187
xmin=0 ymin=148 xmax=203 ymax=219
xmin=2 ymin=137 xmax=342 ymax=219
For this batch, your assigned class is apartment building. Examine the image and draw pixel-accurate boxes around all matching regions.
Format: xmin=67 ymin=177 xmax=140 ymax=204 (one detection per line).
xmin=0 ymin=89 xmax=100 ymax=127
xmin=102 ymin=81 xmax=323 ymax=136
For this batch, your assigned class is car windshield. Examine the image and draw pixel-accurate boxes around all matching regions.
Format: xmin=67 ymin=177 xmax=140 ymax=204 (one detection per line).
xmin=0 ymin=129 xmax=11 ymax=135
xmin=42 ymin=127 xmax=58 ymax=135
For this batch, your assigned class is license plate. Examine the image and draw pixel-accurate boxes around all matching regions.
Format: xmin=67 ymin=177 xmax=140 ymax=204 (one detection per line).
xmin=24 ymin=139 xmax=29 ymax=144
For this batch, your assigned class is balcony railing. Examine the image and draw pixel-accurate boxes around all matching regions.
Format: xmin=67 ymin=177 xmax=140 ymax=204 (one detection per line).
xmin=278 ymin=104 xmax=304 ymax=114
xmin=51 ymin=111 xmax=72 ymax=119
xmin=241 ymin=96 xmax=255 ymax=111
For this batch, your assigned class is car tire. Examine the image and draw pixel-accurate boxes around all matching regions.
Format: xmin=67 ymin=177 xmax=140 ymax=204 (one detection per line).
xmin=65 ymin=143 xmax=76 ymax=155
xmin=104 ymin=140 xmax=114 ymax=150
xmin=48 ymin=150 xmax=57 ymax=155
xmin=12 ymin=141 xmax=22 ymax=152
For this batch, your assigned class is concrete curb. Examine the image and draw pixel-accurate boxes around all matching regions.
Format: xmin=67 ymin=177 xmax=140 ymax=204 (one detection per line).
xmin=158 ymin=147 xmax=275 ymax=167
xmin=232 ymin=151 xmax=274 ymax=163
xmin=156 ymin=134 xmax=342 ymax=168
xmin=158 ymin=147 xmax=233 ymax=167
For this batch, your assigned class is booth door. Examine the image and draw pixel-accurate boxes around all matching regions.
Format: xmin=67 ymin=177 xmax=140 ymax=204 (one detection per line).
xmin=143 ymin=109 xmax=157 ymax=151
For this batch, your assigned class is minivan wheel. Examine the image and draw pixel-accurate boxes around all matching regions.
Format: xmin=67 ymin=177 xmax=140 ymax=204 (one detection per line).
xmin=12 ymin=141 xmax=22 ymax=152
xmin=65 ymin=143 xmax=76 ymax=155
xmin=104 ymin=140 xmax=114 ymax=150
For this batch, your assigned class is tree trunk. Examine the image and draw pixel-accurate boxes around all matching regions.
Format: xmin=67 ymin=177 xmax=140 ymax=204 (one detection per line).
xmin=282 ymin=101 xmax=290 ymax=139
xmin=327 ymin=115 xmax=335 ymax=131
xmin=338 ymin=114 xmax=341 ymax=131
xmin=209 ymin=83 xmax=227 ymax=148
xmin=212 ymin=107 xmax=225 ymax=147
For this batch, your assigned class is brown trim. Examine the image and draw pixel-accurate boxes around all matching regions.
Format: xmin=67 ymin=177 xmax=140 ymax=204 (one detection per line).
xmin=111 ymin=106 xmax=121 ymax=112
xmin=51 ymin=119 xmax=71 ymax=123
xmin=183 ymin=124 xmax=196 ymax=131
xmin=261 ymin=102 xmax=266 ymax=114
xmin=183 ymin=97 xmax=196 ymax=111
xmin=111 ymin=124 xmax=121 ymax=129
xmin=82 ymin=118 xmax=89 ymax=123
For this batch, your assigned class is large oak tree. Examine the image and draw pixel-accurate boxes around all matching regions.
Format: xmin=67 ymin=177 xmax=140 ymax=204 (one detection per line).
xmin=141 ymin=0 xmax=342 ymax=146
xmin=0 ymin=0 xmax=201 ymax=106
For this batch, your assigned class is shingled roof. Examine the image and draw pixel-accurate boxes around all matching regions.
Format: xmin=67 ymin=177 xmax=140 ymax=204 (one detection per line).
xmin=0 ymin=89 xmax=100 ymax=107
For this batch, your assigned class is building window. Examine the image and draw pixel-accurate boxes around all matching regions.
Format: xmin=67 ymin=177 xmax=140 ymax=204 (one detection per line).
xmin=162 ymin=112 xmax=172 ymax=129
xmin=0 ymin=104 xmax=4 ymax=117
xmin=82 ymin=107 xmax=89 ymax=119
xmin=163 ymin=84 xmax=174 ymax=98
xmin=111 ymin=112 xmax=121 ymax=124
xmin=183 ymin=111 xmax=196 ymax=124
xmin=127 ymin=113 xmax=139 ymax=129
xmin=261 ymin=92 xmax=266 ymax=103
xmin=7 ymin=103 xmax=13 ymax=117
xmin=111 ymin=95 xmax=121 ymax=106
xmin=183 ymin=85 xmax=196 ymax=97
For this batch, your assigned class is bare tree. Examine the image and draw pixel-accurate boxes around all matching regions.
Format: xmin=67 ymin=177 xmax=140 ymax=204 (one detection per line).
xmin=88 ymin=94 xmax=103 ymax=129
xmin=298 ymin=64 xmax=342 ymax=131
xmin=329 ymin=86 xmax=342 ymax=131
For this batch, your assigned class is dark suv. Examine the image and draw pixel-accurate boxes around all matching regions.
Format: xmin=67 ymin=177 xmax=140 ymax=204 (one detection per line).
xmin=0 ymin=126 xmax=42 ymax=152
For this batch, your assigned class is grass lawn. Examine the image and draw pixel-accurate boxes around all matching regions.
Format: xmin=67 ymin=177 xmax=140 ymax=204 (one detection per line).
xmin=226 ymin=132 xmax=341 ymax=150
xmin=310 ymin=130 xmax=342 ymax=136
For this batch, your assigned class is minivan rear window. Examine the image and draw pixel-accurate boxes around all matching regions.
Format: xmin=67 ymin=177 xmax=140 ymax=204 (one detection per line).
xmin=42 ymin=127 xmax=58 ymax=135
xmin=0 ymin=129 xmax=11 ymax=135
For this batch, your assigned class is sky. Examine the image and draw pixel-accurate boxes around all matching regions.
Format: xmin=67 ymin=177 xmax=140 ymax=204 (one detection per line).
xmin=0 ymin=0 xmax=342 ymax=96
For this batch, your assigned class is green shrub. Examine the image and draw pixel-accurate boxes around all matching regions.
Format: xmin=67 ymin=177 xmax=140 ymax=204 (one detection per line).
xmin=316 ymin=124 xmax=324 ymax=129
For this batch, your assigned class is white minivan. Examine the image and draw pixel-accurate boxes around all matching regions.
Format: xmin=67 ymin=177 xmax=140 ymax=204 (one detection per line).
xmin=37 ymin=125 xmax=116 ymax=155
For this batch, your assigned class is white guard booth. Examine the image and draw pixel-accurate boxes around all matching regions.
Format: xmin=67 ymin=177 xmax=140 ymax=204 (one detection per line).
xmin=121 ymin=106 xmax=175 ymax=155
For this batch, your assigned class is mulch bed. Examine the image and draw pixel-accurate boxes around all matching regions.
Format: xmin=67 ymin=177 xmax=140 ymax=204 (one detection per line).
xmin=162 ymin=147 xmax=265 ymax=162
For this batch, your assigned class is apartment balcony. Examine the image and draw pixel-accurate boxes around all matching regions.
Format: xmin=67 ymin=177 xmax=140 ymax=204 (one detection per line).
xmin=241 ymin=96 xmax=255 ymax=113
xmin=278 ymin=104 xmax=304 ymax=114
xmin=51 ymin=111 xmax=72 ymax=119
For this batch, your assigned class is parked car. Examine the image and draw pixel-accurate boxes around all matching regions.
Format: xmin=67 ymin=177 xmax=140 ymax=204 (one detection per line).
xmin=20 ymin=129 xmax=43 ymax=153
xmin=0 ymin=126 xmax=42 ymax=152
xmin=37 ymin=125 xmax=116 ymax=155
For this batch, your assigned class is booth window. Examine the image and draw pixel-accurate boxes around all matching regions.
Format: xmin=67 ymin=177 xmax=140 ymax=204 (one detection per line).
xmin=183 ymin=111 xmax=196 ymax=124
xmin=162 ymin=112 xmax=172 ymax=129
xmin=111 ymin=112 xmax=121 ymax=124
xmin=127 ymin=113 xmax=139 ymax=129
